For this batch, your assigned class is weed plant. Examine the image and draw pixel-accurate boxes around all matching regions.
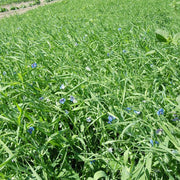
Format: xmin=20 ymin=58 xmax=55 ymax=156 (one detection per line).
xmin=0 ymin=0 xmax=180 ymax=179
xmin=10 ymin=6 xmax=19 ymax=10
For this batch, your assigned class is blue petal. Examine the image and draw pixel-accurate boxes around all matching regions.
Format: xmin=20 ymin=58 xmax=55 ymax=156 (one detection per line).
xmin=157 ymin=108 xmax=164 ymax=115
xmin=150 ymin=139 xmax=153 ymax=146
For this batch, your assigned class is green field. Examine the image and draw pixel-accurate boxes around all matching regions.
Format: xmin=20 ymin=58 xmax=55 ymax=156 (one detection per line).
xmin=0 ymin=0 xmax=180 ymax=179
xmin=0 ymin=0 xmax=31 ymax=6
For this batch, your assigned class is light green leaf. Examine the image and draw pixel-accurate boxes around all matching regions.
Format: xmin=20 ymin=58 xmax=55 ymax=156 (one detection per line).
xmin=27 ymin=162 xmax=42 ymax=180
xmin=17 ymin=73 xmax=23 ymax=83
xmin=155 ymin=29 xmax=171 ymax=42
xmin=87 ymin=178 xmax=94 ymax=180
xmin=121 ymin=166 xmax=130 ymax=180
xmin=124 ymin=149 xmax=129 ymax=165
xmin=0 ymin=139 xmax=13 ymax=156
xmin=172 ymin=32 xmax=180 ymax=45
xmin=145 ymin=50 xmax=156 ymax=56
xmin=132 ymin=159 xmax=145 ymax=179
xmin=65 ymin=80 xmax=87 ymax=96
xmin=158 ymin=123 xmax=180 ymax=152
xmin=145 ymin=153 xmax=152 ymax=174
xmin=0 ymin=115 xmax=16 ymax=124
xmin=94 ymin=170 xmax=108 ymax=180
xmin=176 ymin=95 xmax=180 ymax=105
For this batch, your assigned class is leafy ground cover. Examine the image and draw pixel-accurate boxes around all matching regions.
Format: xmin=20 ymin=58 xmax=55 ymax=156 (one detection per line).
xmin=0 ymin=0 xmax=180 ymax=179
xmin=0 ymin=0 xmax=31 ymax=6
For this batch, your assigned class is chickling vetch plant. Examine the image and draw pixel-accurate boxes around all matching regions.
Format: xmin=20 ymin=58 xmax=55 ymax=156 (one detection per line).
xmin=0 ymin=0 xmax=180 ymax=179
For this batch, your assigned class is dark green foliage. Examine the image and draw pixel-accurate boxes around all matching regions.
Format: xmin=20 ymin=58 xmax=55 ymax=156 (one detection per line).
xmin=10 ymin=6 xmax=19 ymax=10
xmin=45 ymin=0 xmax=54 ymax=2
xmin=34 ymin=0 xmax=40 ymax=5
xmin=0 ymin=7 xmax=8 ymax=12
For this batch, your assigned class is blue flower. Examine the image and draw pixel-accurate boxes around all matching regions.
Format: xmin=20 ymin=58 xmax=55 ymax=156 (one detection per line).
xmin=39 ymin=97 xmax=44 ymax=100
xmin=150 ymin=139 xmax=159 ymax=146
xmin=90 ymin=160 xmax=95 ymax=164
xmin=3 ymin=71 xmax=7 ymax=76
xmin=28 ymin=127 xmax=34 ymax=134
xmin=172 ymin=117 xmax=180 ymax=121
xmin=75 ymin=42 xmax=78 ymax=46
xmin=59 ymin=98 xmax=66 ymax=104
xmin=87 ymin=117 xmax=91 ymax=122
xmin=108 ymin=115 xmax=115 ymax=124
xmin=118 ymin=28 xmax=122 ymax=31
xmin=65 ymin=110 xmax=69 ymax=114
xmin=60 ymin=84 xmax=65 ymax=89
xmin=156 ymin=129 xmax=163 ymax=134
xmin=31 ymin=62 xmax=37 ymax=68
xmin=123 ymin=50 xmax=126 ymax=53
xmin=157 ymin=108 xmax=164 ymax=115
xmin=70 ymin=96 xmax=75 ymax=102
xmin=70 ymin=96 xmax=77 ymax=103
xmin=107 ymin=53 xmax=110 ymax=57
xmin=150 ymin=139 xmax=153 ymax=146
xmin=126 ymin=107 xmax=131 ymax=112
xmin=134 ymin=110 xmax=141 ymax=115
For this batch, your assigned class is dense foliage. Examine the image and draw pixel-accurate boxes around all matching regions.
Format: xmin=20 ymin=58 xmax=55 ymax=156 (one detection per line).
xmin=0 ymin=0 xmax=180 ymax=179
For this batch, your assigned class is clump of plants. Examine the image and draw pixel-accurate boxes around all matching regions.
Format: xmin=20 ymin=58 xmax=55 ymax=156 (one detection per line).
xmin=20 ymin=5 xmax=27 ymax=8
xmin=155 ymin=28 xmax=180 ymax=45
xmin=34 ymin=0 xmax=40 ymax=5
xmin=10 ymin=6 xmax=19 ymax=10
xmin=28 ymin=3 xmax=33 ymax=7
xmin=45 ymin=0 xmax=54 ymax=2
xmin=0 ymin=7 xmax=8 ymax=12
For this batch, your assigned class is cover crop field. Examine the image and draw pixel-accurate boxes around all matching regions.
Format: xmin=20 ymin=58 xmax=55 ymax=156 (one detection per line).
xmin=0 ymin=0 xmax=31 ymax=6
xmin=0 ymin=0 xmax=180 ymax=179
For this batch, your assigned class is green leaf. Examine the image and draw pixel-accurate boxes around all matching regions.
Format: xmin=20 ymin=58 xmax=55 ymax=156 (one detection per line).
xmin=145 ymin=50 xmax=156 ymax=56
xmin=0 ymin=115 xmax=16 ymax=124
xmin=87 ymin=178 xmax=94 ymax=180
xmin=155 ymin=29 xmax=171 ymax=42
xmin=0 ymin=154 xmax=16 ymax=170
xmin=27 ymin=162 xmax=42 ymax=180
xmin=109 ymin=160 xmax=121 ymax=171
xmin=93 ymin=170 xmax=108 ymax=180
xmin=16 ymin=103 xmax=22 ymax=126
xmin=123 ymin=149 xmax=129 ymax=165
xmin=172 ymin=32 xmax=180 ymax=45
xmin=158 ymin=123 xmax=180 ymax=152
xmin=121 ymin=166 xmax=130 ymax=180
xmin=17 ymin=73 xmax=23 ymax=83
xmin=0 ymin=85 xmax=11 ymax=92
xmin=176 ymin=95 xmax=180 ymax=105
xmin=0 ymin=139 xmax=13 ymax=156
xmin=65 ymin=80 xmax=87 ymax=96
xmin=145 ymin=153 xmax=152 ymax=174
xmin=132 ymin=159 xmax=145 ymax=179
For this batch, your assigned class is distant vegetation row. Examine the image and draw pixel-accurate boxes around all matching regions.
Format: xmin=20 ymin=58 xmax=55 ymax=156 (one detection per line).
xmin=0 ymin=0 xmax=55 ymax=13
xmin=0 ymin=0 xmax=31 ymax=6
